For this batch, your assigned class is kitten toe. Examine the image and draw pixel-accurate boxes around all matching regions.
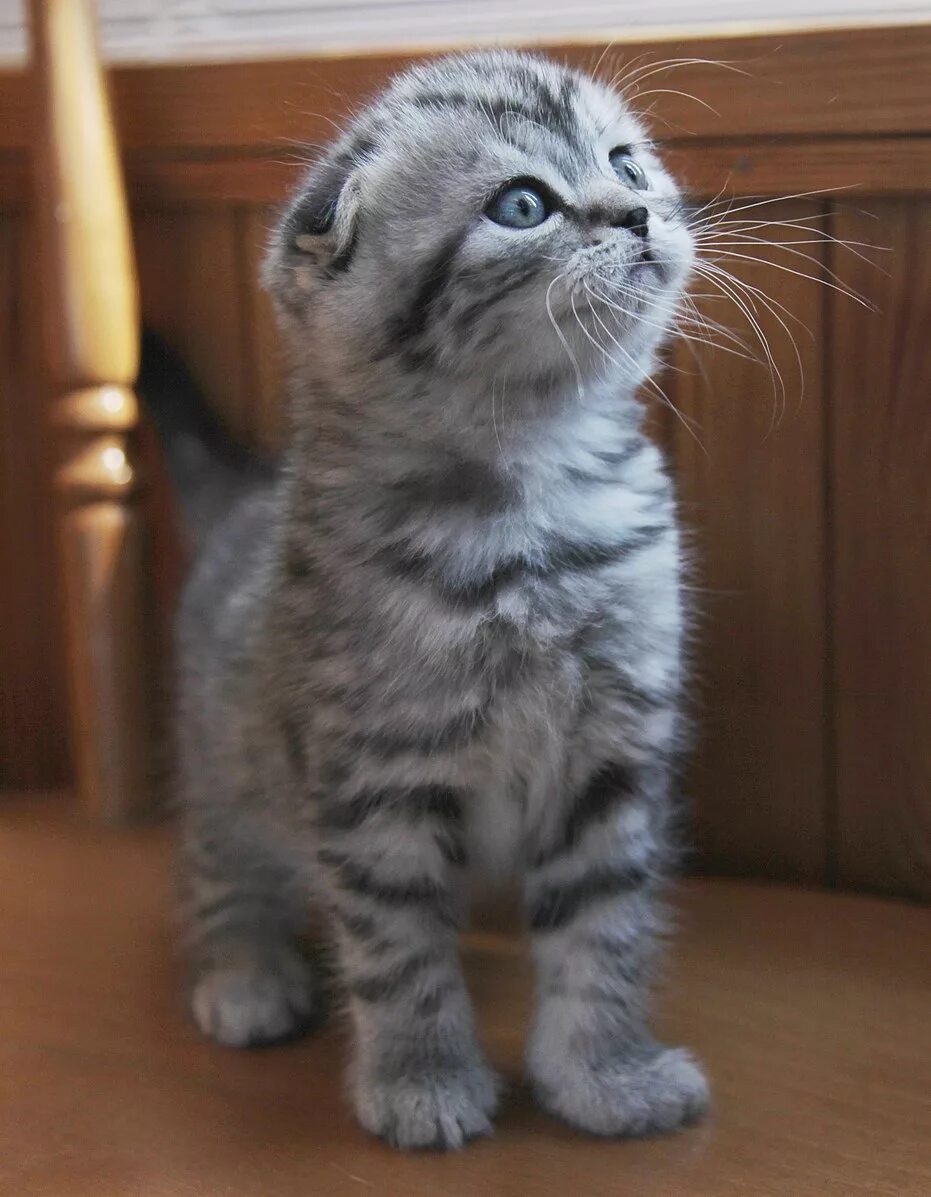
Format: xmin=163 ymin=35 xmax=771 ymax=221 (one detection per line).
xmin=353 ymin=1058 xmax=499 ymax=1150
xmin=191 ymin=948 xmax=319 ymax=1048
xmin=533 ymin=1044 xmax=709 ymax=1138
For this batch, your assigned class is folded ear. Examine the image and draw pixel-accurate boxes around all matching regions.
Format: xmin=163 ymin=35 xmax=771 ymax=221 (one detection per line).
xmin=283 ymin=156 xmax=361 ymax=273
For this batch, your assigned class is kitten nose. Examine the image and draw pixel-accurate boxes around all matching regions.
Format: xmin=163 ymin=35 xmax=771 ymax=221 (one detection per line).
xmin=614 ymin=205 xmax=649 ymax=238
xmin=586 ymin=203 xmax=650 ymax=243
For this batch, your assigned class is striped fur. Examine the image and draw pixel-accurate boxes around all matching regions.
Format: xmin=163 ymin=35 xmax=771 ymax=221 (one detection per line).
xmin=171 ymin=50 xmax=707 ymax=1149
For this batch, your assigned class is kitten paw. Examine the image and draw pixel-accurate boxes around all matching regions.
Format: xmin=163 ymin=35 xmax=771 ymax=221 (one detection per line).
xmin=191 ymin=948 xmax=318 ymax=1048
xmin=353 ymin=1057 xmax=499 ymax=1150
xmin=533 ymin=1045 xmax=709 ymax=1137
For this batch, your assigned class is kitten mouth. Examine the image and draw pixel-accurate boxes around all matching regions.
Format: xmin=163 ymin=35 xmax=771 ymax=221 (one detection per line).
xmin=628 ymin=249 xmax=665 ymax=283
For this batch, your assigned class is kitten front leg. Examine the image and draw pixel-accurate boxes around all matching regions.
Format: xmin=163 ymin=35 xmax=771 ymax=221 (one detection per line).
xmin=524 ymin=763 xmax=709 ymax=1136
xmin=317 ymin=784 xmax=498 ymax=1149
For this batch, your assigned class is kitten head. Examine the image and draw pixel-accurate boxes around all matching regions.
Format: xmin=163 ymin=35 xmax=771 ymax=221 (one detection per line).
xmin=266 ymin=50 xmax=693 ymax=394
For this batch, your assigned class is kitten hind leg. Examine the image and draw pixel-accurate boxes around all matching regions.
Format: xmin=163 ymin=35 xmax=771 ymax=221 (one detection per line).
xmin=181 ymin=812 xmax=319 ymax=1048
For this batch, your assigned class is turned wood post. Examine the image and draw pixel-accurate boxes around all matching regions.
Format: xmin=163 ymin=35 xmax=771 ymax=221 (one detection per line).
xmin=29 ymin=0 xmax=152 ymax=820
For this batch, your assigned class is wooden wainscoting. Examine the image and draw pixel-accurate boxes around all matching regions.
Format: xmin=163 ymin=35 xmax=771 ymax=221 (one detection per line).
xmin=1 ymin=24 xmax=929 ymax=896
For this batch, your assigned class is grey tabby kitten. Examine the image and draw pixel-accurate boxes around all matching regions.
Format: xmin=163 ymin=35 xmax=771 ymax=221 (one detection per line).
xmin=160 ymin=49 xmax=710 ymax=1150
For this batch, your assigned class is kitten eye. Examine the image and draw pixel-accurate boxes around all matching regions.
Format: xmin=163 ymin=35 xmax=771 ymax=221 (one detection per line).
xmin=609 ymin=149 xmax=649 ymax=191
xmin=485 ymin=184 xmax=550 ymax=229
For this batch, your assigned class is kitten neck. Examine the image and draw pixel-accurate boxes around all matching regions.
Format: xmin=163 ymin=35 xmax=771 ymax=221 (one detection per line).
xmin=294 ymin=359 xmax=647 ymax=485
xmin=284 ymin=365 xmax=648 ymax=551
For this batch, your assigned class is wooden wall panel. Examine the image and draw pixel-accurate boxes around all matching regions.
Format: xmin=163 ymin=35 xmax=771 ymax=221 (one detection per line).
xmin=132 ymin=206 xmax=286 ymax=455
xmin=669 ymin=202 xmax=828 ymax=881
xmin=0 ymin=214 xmax=69 ymax=788
xmin=830 ymin=199 xmax=931 ymax=901
xmin=133 ymin=208 xmax=252 ymax=444
xmin=3 ymin=24 xmax=928 ymax=155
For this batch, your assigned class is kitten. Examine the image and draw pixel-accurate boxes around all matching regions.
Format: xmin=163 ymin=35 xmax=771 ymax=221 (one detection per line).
xmin=155 ymin=49 xmax=710 ymax=1149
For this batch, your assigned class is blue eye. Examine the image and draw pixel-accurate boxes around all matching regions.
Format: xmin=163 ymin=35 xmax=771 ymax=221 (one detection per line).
xmin=485 ymin=184 xmax=549 ymax=229
xmin=609 ymin=149 xmax=649 ymax=191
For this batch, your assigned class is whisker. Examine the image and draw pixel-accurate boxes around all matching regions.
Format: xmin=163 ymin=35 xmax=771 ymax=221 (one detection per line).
xmin=695 ymin=258 xmax=812 ymax=331
xmin=700 ymin=250 xmax=875 ymax=310
xmin=582 ymin=288 xmax=708 ymax=453
xmin=693 ymin=230 xmax=889 ymax=275
xmin=589 ymin=39 xmax=621 ymax=83
xmin=628 ymin=87 xmax=721 ymax=117
xmin=688 ymin=184 xmax=864 ymax=228
xmin=615 ymin=56 xmax=749 ymax=93
xmin=545 ymin=274 xmax=585 ymax=400
xmin=691 ymin=262 xmax=789 ymax=430
xmin=588 ymin=278 xmax=753 ymax=362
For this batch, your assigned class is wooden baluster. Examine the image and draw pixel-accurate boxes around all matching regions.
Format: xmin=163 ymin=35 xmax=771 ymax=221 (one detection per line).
xmin=29 ymin=0 xmax=152 ymax=821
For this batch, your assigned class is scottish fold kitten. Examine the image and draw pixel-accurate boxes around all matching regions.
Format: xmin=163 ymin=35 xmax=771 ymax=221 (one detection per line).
xmin=154 ymin=49 xmax=709 ymax=1149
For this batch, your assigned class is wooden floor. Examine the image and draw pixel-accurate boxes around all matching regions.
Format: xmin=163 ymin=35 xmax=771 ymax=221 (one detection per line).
xmin=1 ymin=796 xmax=929 ymax=1197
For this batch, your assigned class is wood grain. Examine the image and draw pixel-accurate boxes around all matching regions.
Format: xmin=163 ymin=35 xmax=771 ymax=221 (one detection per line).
xmin=134 ymin=206 xmax=285 ymax=453
xmin=669 ymin=202 xmax=828 ymax=881
xmin=0 ymin=796 xmax=929 ymax=1197
xmin=1 ymin=23 xmax=928 ymax=157
xmin=133 ymin=208 xmax=252 ymax=444
xmin=0 ymin=216 xmax=69 ymax=789
xmin=663 ymin=135 xmax=931 ymax=203
xmin=0 ymin=151 xmax=28 ymax=205
xmin=830 ymin=199 xmax=931 ymax=900
xmin=6 ymin=137 xmax=931 ymax=210
xmin=30 ymin=136 xmax=923 ymax=209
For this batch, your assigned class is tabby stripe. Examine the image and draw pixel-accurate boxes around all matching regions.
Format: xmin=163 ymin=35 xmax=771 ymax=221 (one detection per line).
xmin=528 ymin=864 xmax=649 ymax=932
xmin=610 ymin=675 xmax=677 ymax=713
xmin=580 ymin=649 xmax=678 ymax=715
xmin=318 ymin=850 xmax=456 ymax=923
xmin=437 ymin=832 xmax=469 ymax=868
xmin=593 ymin=956 xmax=647 ymax=989
xmin=386 ymin=456 xmax=519 ymax=517
xmin=186 ymin=893 xmax=282 ymax=928
xmin=541 ymin=535 xmax=656 ymax=574
xmin=386 ymin=525 xmax=668 ymax=607
xmin=331 ymin=908 xmax=381 ymax=942
xmin=536 ymin=763 xmax=637 ymax=865
xmin=594 ymin=445 xmax=646 ymax=468
xmin=530 ymin=75 xmax=580 ymax=143
xmin=410 ymin=87 xmax=578 ymax=153
xmin=579 ymin=987 xmax=640 ymax=1014
xmin=543 ymin=527 xmax=669 ymax=575
xmin=484 ymin=93 xmax=577 ymax=150
xmin=333 ymin=132 xmax=377 ymax=167
xmin=350 ymin=708 xmax=488 ymax=757
xmin=566 ymin=442 xmax=644 ymax=483
xmin=348 ymin=950 xmax=437 ymax=1003
xmin=454 ymin=264 xmax=540 ymax=329
xmin=318 ymin=785 xmax=464 ymax=832
xmin=387 ymin=547 xmax=523 ymax=607
xmin=318 ymin=791 xmax=390 ymax=832
xmin=410 ymin=89 xmax=471 ymax=112
xmin=390 ymin=230 xmax=465 ymax=346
